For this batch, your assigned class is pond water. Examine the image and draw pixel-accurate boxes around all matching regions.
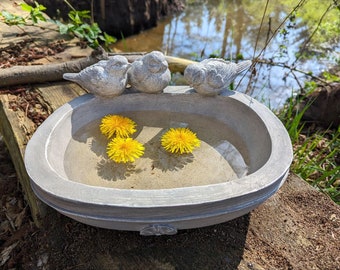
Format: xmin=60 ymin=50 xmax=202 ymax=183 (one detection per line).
xmin=112 ymin=0 xmax=340 ymax=109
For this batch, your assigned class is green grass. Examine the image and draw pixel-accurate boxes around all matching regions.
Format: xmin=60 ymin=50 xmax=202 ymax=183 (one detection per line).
xmin=292 ymin=128 xmax=340 ymax=203
xmin=277 ymin=96 xmax=340 ymax=204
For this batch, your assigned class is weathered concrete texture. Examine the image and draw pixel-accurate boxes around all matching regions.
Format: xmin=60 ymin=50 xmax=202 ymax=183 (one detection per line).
xmin=24 ymin=88 xmax=292 ymax=233
xmin=184 ymin=58 xmax=252 ymax=96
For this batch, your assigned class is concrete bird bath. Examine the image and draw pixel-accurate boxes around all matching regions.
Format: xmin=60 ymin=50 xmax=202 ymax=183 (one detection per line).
xmin=24 ymin=53 xmax=293 ymax=235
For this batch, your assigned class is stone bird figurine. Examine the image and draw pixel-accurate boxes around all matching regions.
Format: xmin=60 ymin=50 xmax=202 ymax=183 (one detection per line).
xmin=127 ymin=51 xmax=171 ymax=93
xmin=63 ymin=55 xmax=131 ymax=98
xmin=184 ymin=58 xmax=252 ymax=96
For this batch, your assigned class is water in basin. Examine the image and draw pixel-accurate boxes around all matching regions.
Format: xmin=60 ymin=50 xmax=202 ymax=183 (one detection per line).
xmin=64 ymin=111 xmax=248 ymax=189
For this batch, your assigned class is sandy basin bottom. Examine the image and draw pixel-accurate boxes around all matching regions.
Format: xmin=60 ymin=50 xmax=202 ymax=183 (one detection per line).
xmin=64 ymin=111 xmax=248 ymax=189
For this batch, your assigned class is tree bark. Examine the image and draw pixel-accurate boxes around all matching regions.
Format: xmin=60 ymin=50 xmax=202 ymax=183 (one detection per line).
xmin=0 ymin=47 xmax=108 ymax=88
xmin=299 ymin=83 xmax=340 ymax=128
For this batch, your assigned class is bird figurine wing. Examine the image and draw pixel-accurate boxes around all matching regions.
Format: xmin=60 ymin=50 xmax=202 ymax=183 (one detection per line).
xmin=183 ymin=63 xmax=205 ymax=87
xmin=63 ymin=55 xmax=131 ymax=97
xmin=184 ymin=58 xmax=252 ymax=96
xmin=206 ymin=69 xmax=225 ymax=89
xmin=128 ymin=51 xmax=171 ymax=93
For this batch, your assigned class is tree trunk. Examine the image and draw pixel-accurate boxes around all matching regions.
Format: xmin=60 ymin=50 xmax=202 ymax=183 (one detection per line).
xmin=299 ymin=83 xmax=340 ymax=128
xmin=26 ymin=0 xmax=185 ymax=38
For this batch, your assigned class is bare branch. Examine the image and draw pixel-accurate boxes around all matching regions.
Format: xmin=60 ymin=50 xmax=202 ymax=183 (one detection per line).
xmin=255 ymin=58 xmax=329 ymax=85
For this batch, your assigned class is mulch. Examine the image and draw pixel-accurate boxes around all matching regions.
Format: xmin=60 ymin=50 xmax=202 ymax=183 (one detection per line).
xmin=0 ymin=38 xmax=66 ymax=68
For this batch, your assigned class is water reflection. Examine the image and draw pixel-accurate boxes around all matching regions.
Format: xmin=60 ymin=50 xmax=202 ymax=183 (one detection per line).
xmin=113 ymin=0 xmax=340 ymax=108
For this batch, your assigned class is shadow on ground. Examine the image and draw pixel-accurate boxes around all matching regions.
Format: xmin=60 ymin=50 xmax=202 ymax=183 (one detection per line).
xmin=37 ymin=210 xmax=250 ymax=270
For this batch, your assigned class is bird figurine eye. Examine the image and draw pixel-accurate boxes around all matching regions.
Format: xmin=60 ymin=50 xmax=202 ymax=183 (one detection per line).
xmin=149 ymin=59 xmax=158 ymax=67
xmin=112 ymin=61 xmax=123 ymax=68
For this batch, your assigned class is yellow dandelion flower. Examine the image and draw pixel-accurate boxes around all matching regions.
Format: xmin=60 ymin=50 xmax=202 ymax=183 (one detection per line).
xmin=100 ymin=115 xmax=136 ymax=138
xmin=161 ymin=127 xmax=201 ymax=154
xmin=107 ymin=137 xmax=145 ymax=163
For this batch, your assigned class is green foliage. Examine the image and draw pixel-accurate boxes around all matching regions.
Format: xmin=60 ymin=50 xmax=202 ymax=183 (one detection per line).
xmin=1 ymin=2 xmax=47 ymax=25
xmin=0 ymin=1 xmax=116 ymax=50
xmin=322 ymin=71 xmax=340 ymax=82
xmin=236 ymin=53 xmax=244 ymax=61
xmin=278 ymin=95 xmax=340 ymax=204
xmin=189 ymin=52 xmax=201 ymax=61
xmin=0 ymin=10 xmax=26 ymax=25
xmin=277 ymin=95 xmax=311 ymax=144
xmin=292 ymin=127 xmax=340 ymax=204
xmin=56 ymin=5 xmax=117 ymax=49
xmin=286 ymin=0 xmax=340 ymax=47
xmin=20 ymin=1 xmax=47 ymax=23
xmin=303 ymin=80 xmax=318 ymax=93
xmin=55 ymin=8 xmax=114 ymax=49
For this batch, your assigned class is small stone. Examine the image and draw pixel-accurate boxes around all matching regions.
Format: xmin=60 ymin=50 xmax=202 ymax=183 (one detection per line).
xmin=330 ymin=214 xmax=337 ymax=221
xmin=333 ymin=179 xmax=340 ymax=187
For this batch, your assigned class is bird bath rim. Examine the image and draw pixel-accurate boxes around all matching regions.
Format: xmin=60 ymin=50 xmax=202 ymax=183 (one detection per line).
xmin=24 ymin=87 xmax=293 ymax=234
xmin=25 ymin=87 xmax=292 ymax=209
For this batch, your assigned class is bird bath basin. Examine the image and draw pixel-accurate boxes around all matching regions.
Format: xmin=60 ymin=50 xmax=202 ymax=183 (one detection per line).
xmin=24 ymin=86 xmax=292 ymax=235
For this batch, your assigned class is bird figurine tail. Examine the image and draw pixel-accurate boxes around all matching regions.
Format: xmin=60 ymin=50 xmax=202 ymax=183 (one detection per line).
xmin=236 ymin=60 xmax=252 ymax=74
xmin=63 ymin=73 xmax=79 ymax=82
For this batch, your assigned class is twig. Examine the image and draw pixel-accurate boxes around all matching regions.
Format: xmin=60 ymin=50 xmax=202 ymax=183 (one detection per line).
xmin=63 ymin=0 xmax=76 ymax=12
xmin=100 ymin=0 xmax=106 ymax=20
xmin=293 ymin=2 xmax=335 ymax=65
xmin=4 ymin=211 xmax=16 ymax=231
xmin=0 ymin=242 xmax=19 ymax=267
xmin=255 ymin=0 xmax=307 ymax=60
xmin=253 ymin=0 xmax=270 ymax=59
xmin=255 ymin=58 xmax=329 ymax=84
xmin=290 ymin=70 xmax=304 ymax=90
xmin=15 ymin=22 xmax=58 ymax=32
xmin=25 ymin=103 xmax=29 ymax=117
xmin=246 ymin=1 xmax=307 ymax=94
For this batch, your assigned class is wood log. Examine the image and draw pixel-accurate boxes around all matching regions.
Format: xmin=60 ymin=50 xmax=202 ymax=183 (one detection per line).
xmin=0 ymin=82 xmax=87 ymax=226
xmin=0 ymin=94 xmax=45 ymax=226
xmin=0 ymin=47 xmax=108 ymax=88
xmin=109 ymin=54 xmax=197 ymax=73
xmin=299 ymin=83 xmax=340 ymax=128
xmin=0 ymin=51 xmax=196 ymax=88
xmin=165 ymin=55 xmax=196 ymax=74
